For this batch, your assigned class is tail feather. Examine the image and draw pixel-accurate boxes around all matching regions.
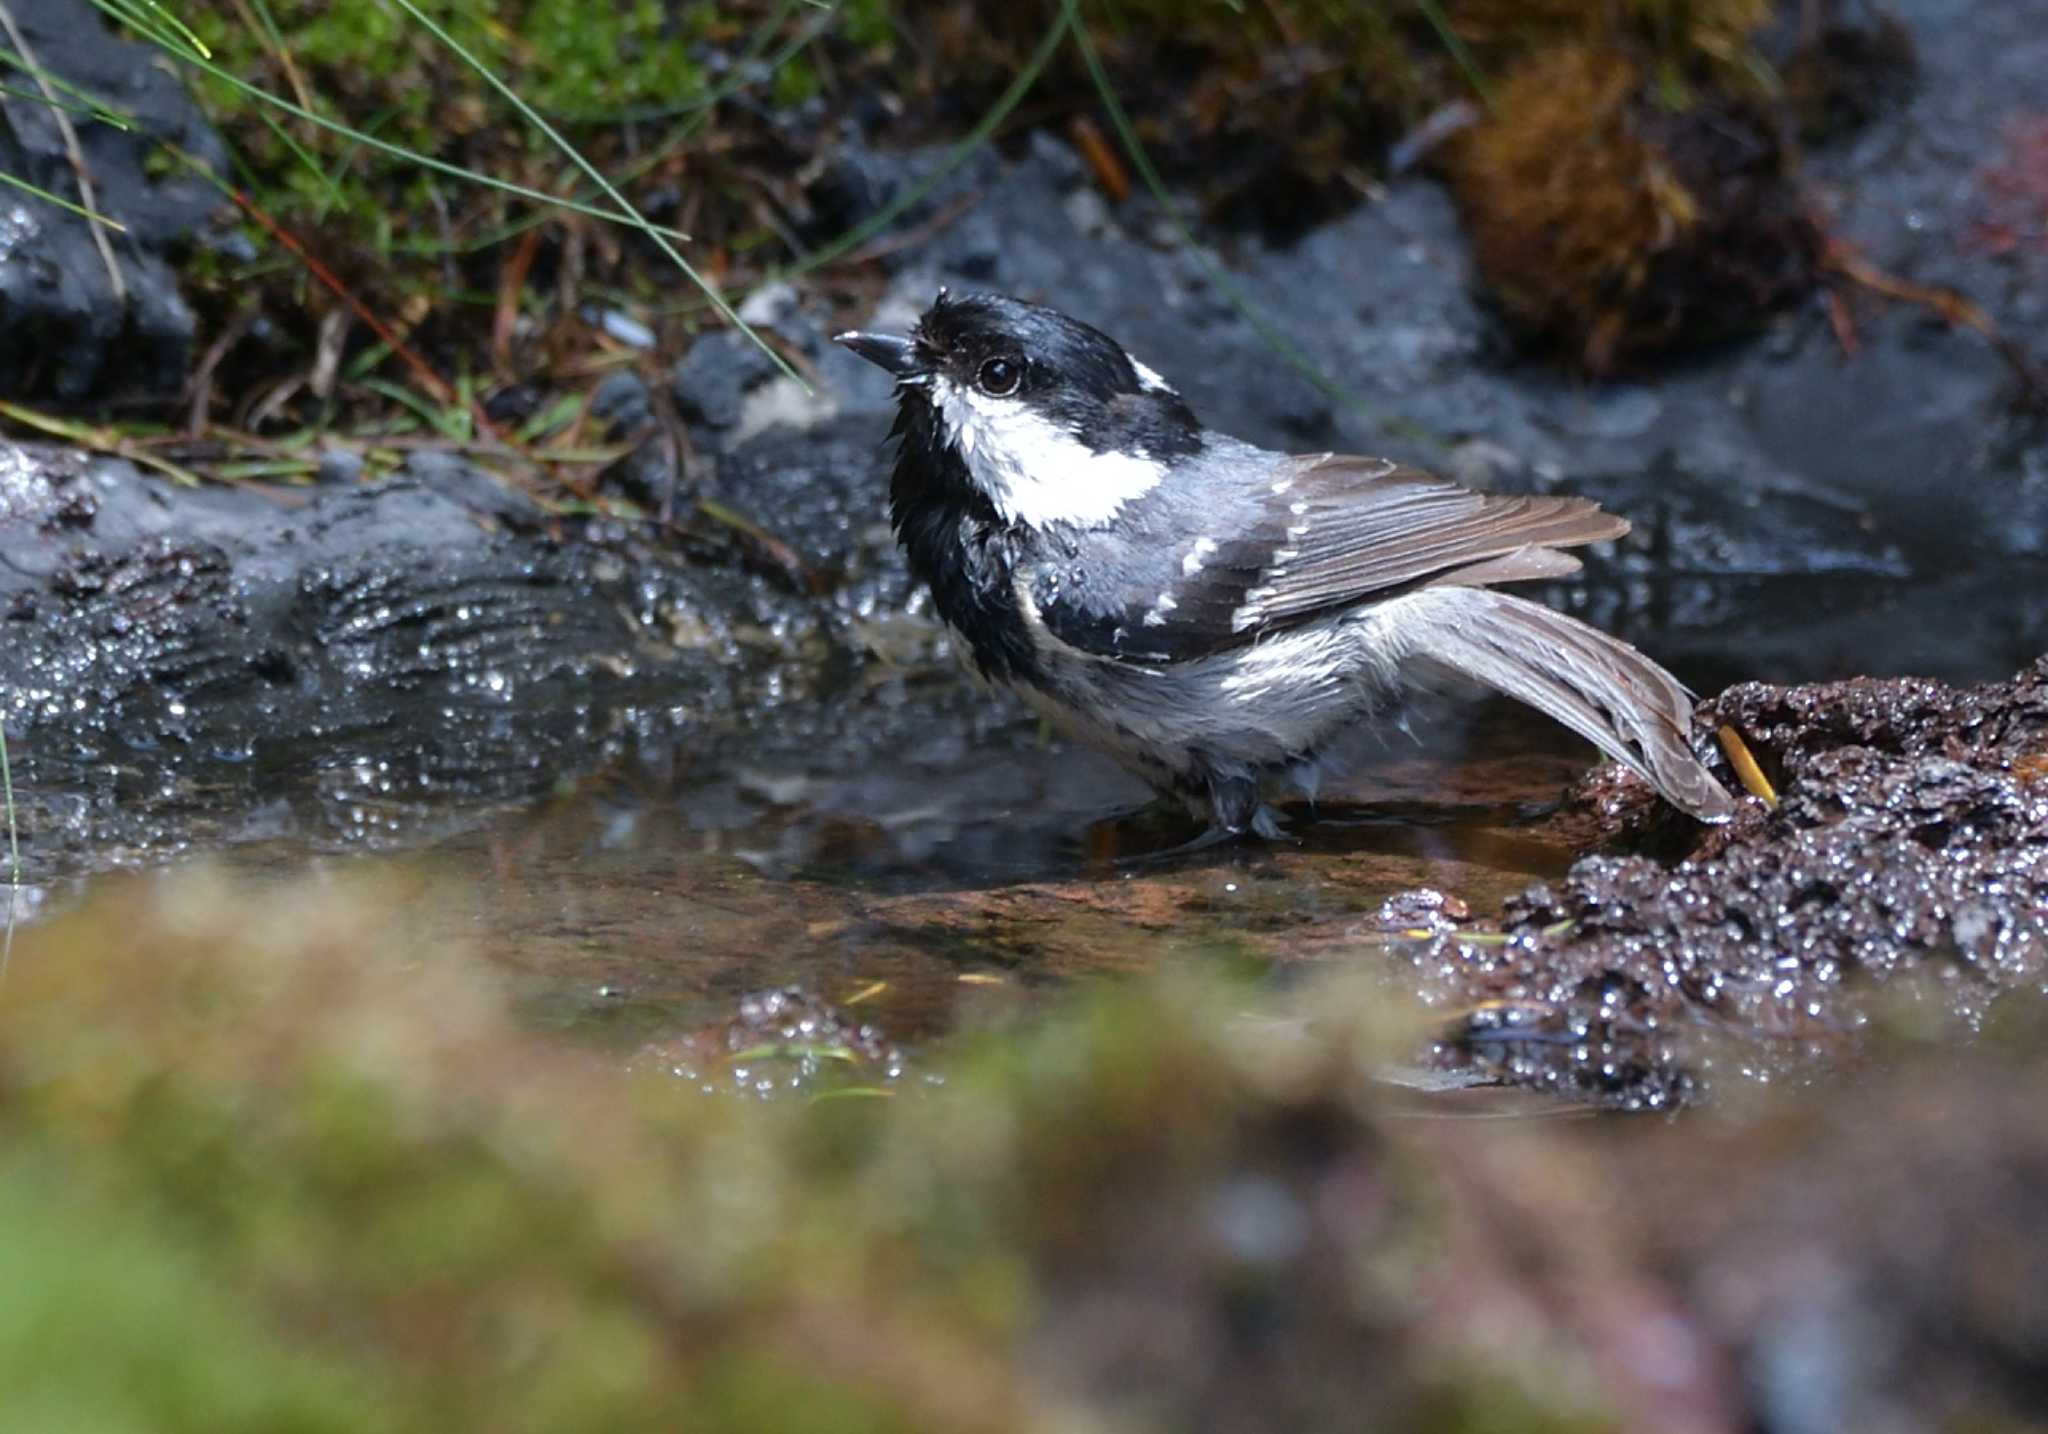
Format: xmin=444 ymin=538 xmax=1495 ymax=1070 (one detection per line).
xmin=1395 ymin=587 xmax=1736 ymax=823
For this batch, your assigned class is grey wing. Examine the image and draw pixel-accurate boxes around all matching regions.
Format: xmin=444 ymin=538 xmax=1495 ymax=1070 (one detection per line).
xmin=1032 ymin=449 xmax=1630 ymax=664
xmin=1229 ymin=453 xmax=1629 ymax=635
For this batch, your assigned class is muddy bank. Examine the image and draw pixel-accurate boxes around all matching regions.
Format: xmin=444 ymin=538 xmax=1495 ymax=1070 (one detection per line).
xmin=1386 ymin=658 xmax=2048 ymax=1107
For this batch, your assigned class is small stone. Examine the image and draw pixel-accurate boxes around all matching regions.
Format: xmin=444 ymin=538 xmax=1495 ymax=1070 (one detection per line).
xmin=671 ymin=331 xmax=779 ymax=430
xmin=315 ymin=447 xmax=363 ymax=486
xmin=590 ymin=370 xmax=652 ymax=436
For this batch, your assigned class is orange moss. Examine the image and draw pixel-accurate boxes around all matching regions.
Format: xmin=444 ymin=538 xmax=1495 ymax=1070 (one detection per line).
xmin=1443 ymin=43 xmax=1815 ymax=370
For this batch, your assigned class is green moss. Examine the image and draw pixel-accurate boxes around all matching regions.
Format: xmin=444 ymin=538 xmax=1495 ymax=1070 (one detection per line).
xmin=150 ymin=0 xmax=895 ymax=365
xmin=0 ymin=868 xmax=1620 ymax=1431
xmin=0 ymin=1158 xmax=405 ymax=1434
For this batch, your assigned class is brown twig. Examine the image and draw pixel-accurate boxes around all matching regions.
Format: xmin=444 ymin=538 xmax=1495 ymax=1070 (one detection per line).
xmin=643 ymin=363 xmax=696 ymax=527
xmin=219 ymin=183 xmax=506 ymax=442
xmin=1068 ymin=114 xmax=1129 ymax=204
xmin=1821 ymin=233 xmax=2048 ymax=402
xmin=1822 ymin=287 xmax=1859 ymax=359
xmin=224 ymin=0 xmax=313 ymax=115
xmin=695 ymin=495 xmax=815 ymax=592
xmin=832 ymin=191 xmax=981 ymax=268
xmin=493 ymin=224 xmax=544 ymax=374
xmin=185 ymin=306 xmax=257 ymax=437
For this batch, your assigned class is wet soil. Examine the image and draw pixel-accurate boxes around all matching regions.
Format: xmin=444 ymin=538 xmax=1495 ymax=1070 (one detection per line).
xmin=1379 ymin=659 xmax=2048 ymax=1107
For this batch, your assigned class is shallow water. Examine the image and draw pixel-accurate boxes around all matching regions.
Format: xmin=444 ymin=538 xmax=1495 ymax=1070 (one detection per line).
xmin=120 ymin=694 xmax=1583 ymax=1055
xmin=14 ymin=548 xmax=2048 ymax=1074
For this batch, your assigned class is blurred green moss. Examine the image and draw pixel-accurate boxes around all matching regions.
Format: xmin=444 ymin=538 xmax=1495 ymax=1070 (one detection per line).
xmin=0 ymin=1160 xmax=403 ymax=1433
xmin=13 ymin=857 xmax=2048 ymax=1429
xmin=0 ymin=868 xmax=1611 ymax=1431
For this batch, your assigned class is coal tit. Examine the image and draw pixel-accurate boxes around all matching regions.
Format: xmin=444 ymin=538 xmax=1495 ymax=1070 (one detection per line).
xmin=837 ymin=291 xmax=1735 ymax=841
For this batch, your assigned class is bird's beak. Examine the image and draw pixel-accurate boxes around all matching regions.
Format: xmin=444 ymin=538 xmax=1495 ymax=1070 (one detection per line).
xmin=833 ymin=330 xmax=923 ymax=378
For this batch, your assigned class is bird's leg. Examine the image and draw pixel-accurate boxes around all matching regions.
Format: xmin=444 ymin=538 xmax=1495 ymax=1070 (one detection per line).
xmin=1113 ymin=823 xmax=1247 ymax=867
xmin=1105 ymin=771 xmax=1277 ymax=868
xmin=1209 ymin=772 xmax=1292 ymax=843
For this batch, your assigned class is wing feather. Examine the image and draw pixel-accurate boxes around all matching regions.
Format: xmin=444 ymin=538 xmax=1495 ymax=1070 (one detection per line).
xmin=1233 ymin=454 xmax=1627 ymax=630
xmin=1032 ymin=450 xmax=1630 ymax=664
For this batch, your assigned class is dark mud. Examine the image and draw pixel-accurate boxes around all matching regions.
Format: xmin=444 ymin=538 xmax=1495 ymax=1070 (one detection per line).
xmin=1389 ymin=659 xmax=2048 ymax=1107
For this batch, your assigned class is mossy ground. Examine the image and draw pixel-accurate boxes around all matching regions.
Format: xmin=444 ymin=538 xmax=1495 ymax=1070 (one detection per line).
xmin=95 ymin=0 xmax=1884 ymax=475
xmin=169 ymin=0 xmax=897 ymax=433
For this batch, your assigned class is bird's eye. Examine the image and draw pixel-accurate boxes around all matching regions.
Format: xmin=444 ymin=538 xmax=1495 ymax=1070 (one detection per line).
xmin=976 ymin=357 xmax=1022 ymax=397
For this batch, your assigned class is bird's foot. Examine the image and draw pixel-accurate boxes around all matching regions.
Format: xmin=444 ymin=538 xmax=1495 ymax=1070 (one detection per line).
xmin=1247 ymin=803 xmax=1293 ymax=842
xmin=1110 ymin=823 xmax=1247 ymax=869
xmin=1104 ymin=803 xmax=1294 ymax=869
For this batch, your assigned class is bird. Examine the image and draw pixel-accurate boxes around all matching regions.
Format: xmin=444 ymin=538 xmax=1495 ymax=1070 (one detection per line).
xmin=835 ymin=290 xmax=1735 ymax=845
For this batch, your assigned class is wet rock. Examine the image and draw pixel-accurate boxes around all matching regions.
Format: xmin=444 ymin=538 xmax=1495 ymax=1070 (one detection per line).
xmin=588 ymin=369 xmax=653 ymax=435
xmin=713 ymin=413 xmax=911 ymax=608
xmin=0 ymin=0 xmax=226 ymax=401
xmin=671 ymin=328 xmax=781 ymax=431
xmin=313 ymin=447 xmax=362 ymax=487
xmin=670 ymin=284 xmax=897 ymax=455
xmin=0 ymin=440 xmax=839 ymax=868
xmin=1400 ymin=658 xmax=2048 ymax=1107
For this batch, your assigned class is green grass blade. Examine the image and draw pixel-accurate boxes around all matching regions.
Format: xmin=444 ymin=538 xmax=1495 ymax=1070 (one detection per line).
xmin=0 ymin=44 xmax=133 ymax=126
xmin=0 ymin=714 xmax=16 ymax=1000
xmin=0 ymin=725 xmax=13 ymax=989
xmin=81 ymin=0 xmax=694 ymax=241
xmin=1413 ymin=0 xmax=1492 ymax=108
xmin=0 ymin=722 xmax=16 ymax=891
xmin=358 ymin=376 xmax=468 ymax=441
xmin=0 ymin=169 xmax=127 ymax=229
xmin=255 ymin=107 xmax=348 ymax=213
xmin=0 ymin=76 xmax=129 ymax=127
xmin=379 ymin=0 xmax=800 ymax=386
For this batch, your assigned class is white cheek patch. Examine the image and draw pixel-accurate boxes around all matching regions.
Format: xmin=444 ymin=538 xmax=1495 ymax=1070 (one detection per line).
xmin=1131 ymin=358 xmax=1176 ymax=394
xmin=934 ymin=377 xmax=1164 ymax=529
